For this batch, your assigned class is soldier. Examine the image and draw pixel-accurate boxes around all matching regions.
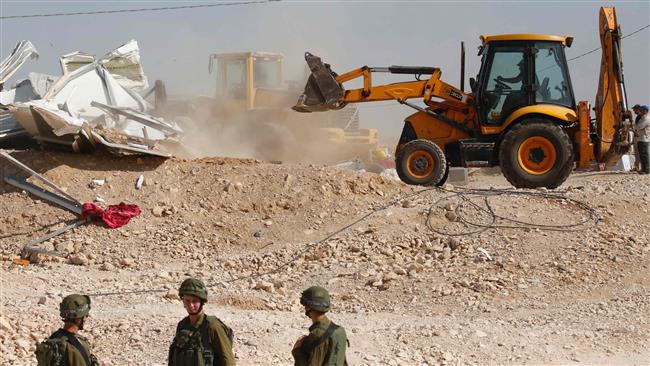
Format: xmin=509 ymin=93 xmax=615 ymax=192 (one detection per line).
xmin=168 ymin=278 xmax=235 ymax=366
xmin=35 ymin=294 xmax=100 ymax=366
xmin=292 ymin=286 xmax=348 ymax=366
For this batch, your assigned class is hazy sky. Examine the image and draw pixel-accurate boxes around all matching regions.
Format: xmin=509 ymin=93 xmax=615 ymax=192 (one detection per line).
xmin=2 ymin=0 xmax=648 ymax=137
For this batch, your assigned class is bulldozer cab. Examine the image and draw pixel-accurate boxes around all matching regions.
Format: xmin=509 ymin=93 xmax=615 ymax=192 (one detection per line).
xmin=209 ymin=52 xmax=285 ymax=109
xmin=475 ymin=35 xmax=576 ymax=126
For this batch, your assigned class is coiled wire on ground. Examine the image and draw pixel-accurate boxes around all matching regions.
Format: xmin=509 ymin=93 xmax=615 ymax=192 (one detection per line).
xmin=88 ymin=185 xmax=600 ymax=297
xmin=427 ymin=187 xmax=601 ymax=236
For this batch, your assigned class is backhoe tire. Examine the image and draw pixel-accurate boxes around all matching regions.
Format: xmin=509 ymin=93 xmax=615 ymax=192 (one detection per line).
xmin=396 ymin=139 xmax=447 ymax=186
xmin=499 ymin=120 xmax=573 ymax=189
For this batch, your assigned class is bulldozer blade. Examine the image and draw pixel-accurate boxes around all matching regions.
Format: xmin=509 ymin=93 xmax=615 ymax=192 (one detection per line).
xmin=292 ymin=52 xmax=345 ymax=113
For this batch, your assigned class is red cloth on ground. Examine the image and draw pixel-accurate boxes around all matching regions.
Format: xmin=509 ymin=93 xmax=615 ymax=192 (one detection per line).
xmin=81 ymin=202 xmax=141 ymax=228
xmin=81 ymin=203 xmax=103 ymax=219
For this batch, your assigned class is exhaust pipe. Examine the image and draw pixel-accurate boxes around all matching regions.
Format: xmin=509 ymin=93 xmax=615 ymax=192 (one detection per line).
xmin=292 ymin=52 xmax=346 ymax=113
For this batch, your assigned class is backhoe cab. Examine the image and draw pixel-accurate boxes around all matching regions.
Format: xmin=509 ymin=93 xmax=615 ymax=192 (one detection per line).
xmin=209 ymin=51 xmax=295 ymax=111
xmin=293 ymin=7 xmax=631 ymax=189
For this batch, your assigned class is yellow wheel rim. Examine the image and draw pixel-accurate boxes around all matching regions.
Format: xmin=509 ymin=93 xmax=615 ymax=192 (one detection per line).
xmin=406 ymin=150 xmax=434 ymax=179
xmin=517 ymin=136 xmax=557 ymax=175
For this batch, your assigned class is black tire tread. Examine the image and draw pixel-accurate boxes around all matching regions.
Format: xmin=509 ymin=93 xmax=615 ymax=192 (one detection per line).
xmin=396 ymin=139 xmax=447 ymax=186
xmin=499 ymin=120 xmax=573 ymax=189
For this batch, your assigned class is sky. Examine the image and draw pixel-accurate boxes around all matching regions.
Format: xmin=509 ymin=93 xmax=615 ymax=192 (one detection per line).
xmin=1 ymin=0 xmax=649 ymax=138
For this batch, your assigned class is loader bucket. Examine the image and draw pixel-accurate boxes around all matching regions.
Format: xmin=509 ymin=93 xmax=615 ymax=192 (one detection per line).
xmin=292 ymin=52 xmax=346 ymax=113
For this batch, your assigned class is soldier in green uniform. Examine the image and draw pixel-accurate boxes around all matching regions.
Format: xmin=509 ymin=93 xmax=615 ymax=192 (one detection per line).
xmin=292 ymin=286 xmax=348 ymax=366
xmin=168 ymin=278 xmax=235 ymax=366
xmin=35 ymin=294 xmax=100 ymax=366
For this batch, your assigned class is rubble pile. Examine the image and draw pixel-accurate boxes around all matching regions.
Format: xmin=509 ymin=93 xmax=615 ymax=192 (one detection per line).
xmin=0 ymin=40 xmax=181 ymax=157
xmin=0 ymin=151 xmax=648 ymax=365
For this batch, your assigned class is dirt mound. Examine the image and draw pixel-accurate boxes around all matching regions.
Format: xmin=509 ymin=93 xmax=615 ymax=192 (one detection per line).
xmin=0 ymin=151 xmax=648 ymax=365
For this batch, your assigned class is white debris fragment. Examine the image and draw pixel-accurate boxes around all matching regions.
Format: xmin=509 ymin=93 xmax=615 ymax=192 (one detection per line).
xmin=0 ymin=40 xmax=39 ymax=85
xmin=477 ymin=247 xmax=493 ymax=261
xmin=89 ymin=179 xmax=105 ymax=188
xmin=135 ymin=175 xmax=144 ymax=190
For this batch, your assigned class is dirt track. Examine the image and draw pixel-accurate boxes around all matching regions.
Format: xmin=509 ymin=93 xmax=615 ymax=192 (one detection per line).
xmin=1 ymin=151 xmax=649 ymax=365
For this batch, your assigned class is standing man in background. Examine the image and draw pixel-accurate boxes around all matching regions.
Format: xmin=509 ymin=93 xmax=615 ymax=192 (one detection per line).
xmin=633 ymin=104 xmax=650 ymax=174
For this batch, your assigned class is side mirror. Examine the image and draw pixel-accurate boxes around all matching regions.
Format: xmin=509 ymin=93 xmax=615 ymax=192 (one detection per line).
xmin=469 ymin=77 xmax=477 ymax=92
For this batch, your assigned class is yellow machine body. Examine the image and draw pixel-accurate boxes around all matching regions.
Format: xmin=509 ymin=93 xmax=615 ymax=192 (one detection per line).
xmin=293 ymin=7 xmax=631 ymax=188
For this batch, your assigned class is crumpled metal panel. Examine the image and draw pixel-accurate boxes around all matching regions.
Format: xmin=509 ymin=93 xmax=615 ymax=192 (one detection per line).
xmin=2 ymin=39 xmax=180 ymax=157
xmin=0 ymin=110 xmax=27 ymax=138
xmin=0 ymin=72 xmax=58 ymax=105
xmin=0 ymin=40 xmax=39 ymax=86
xmin=59 ymin=51 xmax=95 ymax=74
xmin=59 ymin=40 xmax=148 ymax=92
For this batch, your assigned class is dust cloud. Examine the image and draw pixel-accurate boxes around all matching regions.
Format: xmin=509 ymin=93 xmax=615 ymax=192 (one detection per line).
xmin=144 ymin=17 xmax=386 ymax=164
xmin=156 ymin=91 xmax=375 ymax=164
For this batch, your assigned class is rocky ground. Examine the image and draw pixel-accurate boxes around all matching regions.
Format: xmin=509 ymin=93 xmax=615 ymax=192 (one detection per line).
xmin=0 ymin=150 xmax=648 ymax=365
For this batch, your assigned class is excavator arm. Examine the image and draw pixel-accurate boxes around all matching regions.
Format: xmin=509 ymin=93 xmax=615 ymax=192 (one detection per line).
xmin=292 ymin=52 xmax=471 ymax=113
xmin=591 ymin=6 xmax=633 ymax=166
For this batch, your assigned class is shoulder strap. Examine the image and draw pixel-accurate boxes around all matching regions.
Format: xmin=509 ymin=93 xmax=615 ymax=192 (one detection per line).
xmin=54 ymin=330 xmax=92 ymax=366
xmin=199 ymin=315 xmax=212 ymax=346
xmin=199 ymin=316 xmax=214 ymax=366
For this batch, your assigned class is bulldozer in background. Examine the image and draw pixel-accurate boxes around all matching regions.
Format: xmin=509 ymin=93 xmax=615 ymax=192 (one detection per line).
xmin=293 ymin=7 xmax=633 ymax=189
xmin=157 ymin=51 xmax=379 ymax=163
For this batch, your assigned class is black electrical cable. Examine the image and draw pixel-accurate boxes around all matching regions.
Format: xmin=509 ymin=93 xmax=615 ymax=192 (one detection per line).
xmin=0 ymin=1 xmax=270 ymax=20
xmin=89 ymin=186 xmax=438 ymax=296
xmin=87 ymin=185 xmax=599 ymax=297
xmin=567 ymin=24 xmax=649 ymax=62
xmin=427 ymin=187 xmax=600 ymax=237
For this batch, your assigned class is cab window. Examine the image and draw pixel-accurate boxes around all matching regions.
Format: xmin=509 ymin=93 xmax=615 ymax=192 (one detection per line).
xmin=253 ymin=57 xmax=282 ymax=89
xmin=217 ymin=59 xmax=246 ymax=98
xmin=481 ymin=46 xmax=528 ymax=125
xmin=534 ymin=42 xmax=574 ymax=107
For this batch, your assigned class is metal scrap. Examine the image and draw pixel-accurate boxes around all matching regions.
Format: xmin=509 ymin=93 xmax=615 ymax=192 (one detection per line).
xmin=89 ymin=130 xmax=172 ymax=157
xmin=1 ymin=40 xmax=182 ymax=157
xmin=91 ymin=101 xmax=182 ymax=136
xmin=0 ymin=41 xmax=44 ymax=138
xmin=0 ymin=152 xmax=85 ymax=257
xmin=0 ymin=40 xmax=39 ymax=86
xmin=4 ymin=177 xmax=82 ymax=215
xmin=0 ymin=110 xmax=27 ymax=139
xmin=22 ymin=219 xmax=86 ymax=258
xmin=1 ymin=150 xmax=80 ymax=204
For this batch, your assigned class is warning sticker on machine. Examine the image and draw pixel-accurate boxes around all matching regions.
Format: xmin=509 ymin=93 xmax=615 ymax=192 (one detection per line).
xmin=448 ymin=89 xmax=464 ymax=101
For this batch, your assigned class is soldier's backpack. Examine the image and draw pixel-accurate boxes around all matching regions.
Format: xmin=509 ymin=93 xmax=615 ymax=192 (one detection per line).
xmin=35 ymin=330 xmax=97 ymax=366
xmin=299 ymin=322 xmax=349 ymax=366
xmin=35 ymin=336 xmax=67 ymax=366
xmin=205 ymin=316 xmax=234 ymax=346
xmin=168 ymin=316 xmax=234 ymax=366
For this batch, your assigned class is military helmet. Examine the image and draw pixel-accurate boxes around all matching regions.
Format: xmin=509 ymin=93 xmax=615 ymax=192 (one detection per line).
xmin=300 ymin=286 xmax=331 ymax=313
xmin=60 ymin=294 xmax=91 ymax=320
xmin=179 ymin=278 xmax=208 ymax=302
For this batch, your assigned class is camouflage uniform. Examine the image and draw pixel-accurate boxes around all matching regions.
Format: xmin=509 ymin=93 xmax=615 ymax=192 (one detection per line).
xmin=36 ymin=294 xmax=99 ymax=366
xmin=169 ymin=278 xmax=235 ymax=366
xmin=292 ymin=286 xmax=348 ymax=366
xmin=42 ymin=329 xmax=99 ymax=366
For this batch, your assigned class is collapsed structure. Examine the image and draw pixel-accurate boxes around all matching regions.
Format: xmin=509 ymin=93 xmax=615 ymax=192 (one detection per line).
xmin=1 ymin=42 xmax=386 ymax=167
xmin=0 ymin=40 xmax=181 ymax=157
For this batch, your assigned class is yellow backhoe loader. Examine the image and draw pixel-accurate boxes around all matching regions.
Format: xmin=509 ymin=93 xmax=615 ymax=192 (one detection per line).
xmin=293 ymin=7 xmax=632 ymax=188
